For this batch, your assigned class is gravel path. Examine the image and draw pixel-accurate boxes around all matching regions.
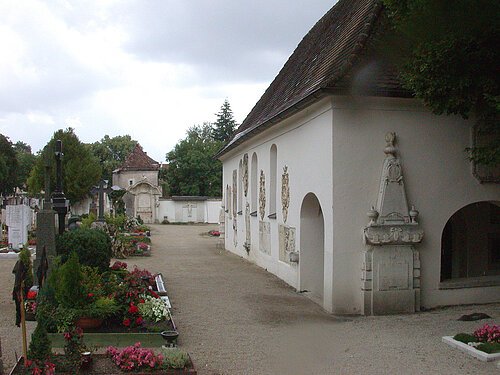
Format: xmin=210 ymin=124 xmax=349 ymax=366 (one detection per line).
xmin=1 ymin=223 xmax=499 ymax=374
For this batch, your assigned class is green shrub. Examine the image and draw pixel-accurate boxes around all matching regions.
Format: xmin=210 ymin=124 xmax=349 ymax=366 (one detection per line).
xmin=105 ymin=214 xmax=127 ymax=230
xmin=476 ymin=342 xmax=500 ymax=354
xmin=453 ymin=333 xmax=477 ymax=344
xmin=19 ymin=247 xmax=34 ymax=289
xmin=54 ymin=252 xmax=84 ymax=309
xmin=80 ymin=212 xmax=96 ymax=229
xmin=160 ymin=348 xmax=190 ymax=369
xmin=56 ymin=228 xmax=112 ymax=271
xmin=28 ymin=323 xmax=52 ymax=362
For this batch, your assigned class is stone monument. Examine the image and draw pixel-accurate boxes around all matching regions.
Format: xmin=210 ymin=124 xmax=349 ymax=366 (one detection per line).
xmin=5 ymin=204 xmax=31 ymax=250
xmin=34 ymin=156 xmax=56 ymax=283
xmin=91 ymin=179 xmax=112 ymax=223
xmin=362 ymin=133 xmax=424 ymax=315
xmin=52 ymin=140 xmax=68 ymax=235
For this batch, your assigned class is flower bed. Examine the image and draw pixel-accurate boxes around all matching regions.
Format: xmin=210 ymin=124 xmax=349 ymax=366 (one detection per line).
xmin=443 ymin=323 xmax=500 ymax=361
xmin=37 ymin=259 xmax=175 ymax=347
xmin=9 ymin=352 xmax=197 ymax=374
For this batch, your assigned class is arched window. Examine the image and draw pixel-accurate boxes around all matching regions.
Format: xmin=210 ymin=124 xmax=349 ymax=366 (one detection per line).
xmin=251 ymin=153 xmax=258 ymax=214
xmin=441 ymin=201 xmax=500 ymax=281
xmin=269 ymin=144 xmax=277 ymax=218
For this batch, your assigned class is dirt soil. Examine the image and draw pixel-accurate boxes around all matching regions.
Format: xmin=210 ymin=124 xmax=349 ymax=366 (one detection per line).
xmin=1 ymin=223 xmax=499 ymax=374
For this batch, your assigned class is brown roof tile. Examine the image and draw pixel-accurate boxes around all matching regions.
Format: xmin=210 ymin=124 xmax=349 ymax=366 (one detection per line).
xmin=219 ymin=0 xmax=408 ymax=157
xmin=117 ymin=143 xmax=159 ymax=172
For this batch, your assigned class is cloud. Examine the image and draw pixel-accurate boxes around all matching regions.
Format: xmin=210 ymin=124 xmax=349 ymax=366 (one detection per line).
xmin=0 ymin=1 xmax=335 ymax=162
xmin=117 ymin=0 xmax=333 ymax=82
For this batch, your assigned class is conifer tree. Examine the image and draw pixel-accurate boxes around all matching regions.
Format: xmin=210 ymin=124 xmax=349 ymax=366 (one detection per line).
xmin=212 ymin=99 xmax=238 ymax=143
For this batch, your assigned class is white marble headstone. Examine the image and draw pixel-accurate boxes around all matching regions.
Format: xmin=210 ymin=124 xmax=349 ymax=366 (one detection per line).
xmin=6 ymin=205 xmax=31 ymax=249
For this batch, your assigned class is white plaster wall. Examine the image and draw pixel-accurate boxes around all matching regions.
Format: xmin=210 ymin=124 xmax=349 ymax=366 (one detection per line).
xmin=220 ymin=99 xmax=335 ymax=312
xmin=157 ymin=199 xmax=222 ymax=223
xmin=331 ymin=96 xmax=500 ymax=313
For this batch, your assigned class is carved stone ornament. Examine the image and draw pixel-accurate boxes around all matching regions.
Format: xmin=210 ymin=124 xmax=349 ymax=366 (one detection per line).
xmin=259 ymin=170 xmax=266 ymax=220
xmin=281 ymin=165 xmax=290 ymax=223
xmin=363 ymin=133 xmax=424 ymax=246
xmin=232 ymin=170 xmax=237 ymax=217
xmin=242 ymin=154 xmax=249 ymax=197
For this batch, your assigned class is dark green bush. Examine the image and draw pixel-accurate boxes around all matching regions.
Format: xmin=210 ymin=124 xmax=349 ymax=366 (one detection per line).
xmin=28 ymin=323 xmax=52 ymax=362
xmin=453 ymin=333 xmax=477 ymax=344
xmin=477 ymin=342 xmax=500 ymax=354
xmin=56 ymin=228 xmax=112 ymax=271
xmin=54 ymin=252 xmax=84 ymax=309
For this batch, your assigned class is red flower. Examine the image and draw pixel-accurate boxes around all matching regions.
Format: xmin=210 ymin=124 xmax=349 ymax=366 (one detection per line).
xmin=129 ymin=304 xmax=139 ymax=314
xmin=87 ymin=293 xmax=94 ymax=298
xmin=26 ymin=291 xmax=37 ymax=300
xmin=139 ymin=298 xmax=145 ymax=304
xmin=150 ymin=291 xmax=159 ymax=299
xmin=123 ymin=318 xmax=131 ymax=327
xmin=135 ymin=316 xmax=143 ymax=325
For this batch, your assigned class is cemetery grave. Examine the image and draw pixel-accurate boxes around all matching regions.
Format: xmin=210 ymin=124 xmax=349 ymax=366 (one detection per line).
xmin=0 ymin=204 xmax=36 ymax=259
xmin=443 ymin=323 xmax=500 ymax=362
xmin=8 ymin=229 xmax=196 ymax=374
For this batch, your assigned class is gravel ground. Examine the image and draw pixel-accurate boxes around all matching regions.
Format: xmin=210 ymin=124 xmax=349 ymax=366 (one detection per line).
xmin=1 ymin=223 xmax=499 ymax=374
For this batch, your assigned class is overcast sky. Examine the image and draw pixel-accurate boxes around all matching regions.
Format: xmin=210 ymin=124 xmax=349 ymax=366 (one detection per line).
xmin=0 ymin=0 xmax=334 ymax=162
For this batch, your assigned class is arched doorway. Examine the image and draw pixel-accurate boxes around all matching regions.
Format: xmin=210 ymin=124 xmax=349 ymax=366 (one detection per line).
xmin=300 ymin=193 xmax=325 ymax=304
xmin=441 ymin=201 xmax=500 ymax=281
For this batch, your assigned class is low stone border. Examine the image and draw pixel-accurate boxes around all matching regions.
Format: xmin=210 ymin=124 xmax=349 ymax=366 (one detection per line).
xmin=48 ymin=332 xmax=165 ymax=348
xmin=442 ymin=336 xmax=500 ymax=362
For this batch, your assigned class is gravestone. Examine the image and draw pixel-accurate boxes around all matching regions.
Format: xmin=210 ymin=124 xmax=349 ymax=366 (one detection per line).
xmin=35 ymin=158 xmax=56 ymax=283
xmin=279 ymin=224 xmax=296 ymax=263
xmin=91 ymin=180 xmax=112 ymax=222
xmin=6 ymin=205 xmax=31 ymax=250
xmin=259 ymin=221 xmax=271 ymax=255
xmin=362 ymin=133 xmax=424 ymax=315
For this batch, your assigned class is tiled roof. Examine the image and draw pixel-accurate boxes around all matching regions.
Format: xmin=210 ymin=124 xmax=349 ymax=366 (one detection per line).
xmin=218 ymin=0 xmax=409 ymax=157
xmin=116 ymin=143 xmax=159 ymax=172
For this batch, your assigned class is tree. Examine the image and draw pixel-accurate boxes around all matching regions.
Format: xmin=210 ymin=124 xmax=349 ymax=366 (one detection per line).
xmin=14 ymin=141 xmax=36 ymax=190
xmin=90 ymin=135 xmax=137 ymax=181
xmin=165 ymin=123 xmax=222 ymax=197
xmin=212 ymin=99 xmax=238 ymax=143
xmin=0 ymin=134 xmax=18 ymax=195
xmin=27 ymin=128 xmax=102 ymax=203
xmin=382 ymin=0 xmax=499 ymax=166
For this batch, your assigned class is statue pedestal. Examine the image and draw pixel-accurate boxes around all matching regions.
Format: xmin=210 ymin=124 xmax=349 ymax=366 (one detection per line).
xmin=362 ymin=245 xmax=421 ymax=315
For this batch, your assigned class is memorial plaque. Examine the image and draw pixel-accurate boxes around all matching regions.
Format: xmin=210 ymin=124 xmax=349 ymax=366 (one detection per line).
xmin=259 ymin=221 xmax=270 ymax=254
xmin=378 ymin=261 xmax=409 ymax=291
xmin=279 ymin=224 xmax=296 ymax=263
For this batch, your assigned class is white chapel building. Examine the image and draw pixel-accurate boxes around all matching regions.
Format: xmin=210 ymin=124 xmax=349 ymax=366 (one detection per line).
xmin=218 ymin=0 xmax=500 ymax=315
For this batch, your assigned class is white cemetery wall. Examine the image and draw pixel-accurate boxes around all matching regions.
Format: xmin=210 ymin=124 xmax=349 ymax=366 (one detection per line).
xmin=157 ymin=199 xmax=222 ymax=224
xmin=220 ymin=98 xmax=334 ymax=310
xmin=331 ymin=95 xmax=500 ymax=314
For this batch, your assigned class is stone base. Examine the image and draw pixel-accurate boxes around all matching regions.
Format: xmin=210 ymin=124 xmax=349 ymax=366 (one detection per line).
xmin=362 ymin=245 xmax=420 ymax=315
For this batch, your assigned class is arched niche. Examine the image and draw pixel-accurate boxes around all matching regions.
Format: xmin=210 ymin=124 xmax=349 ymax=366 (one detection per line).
xmin=441 ymin=201 xmax=500 ymax=281
xmin=300 ymin=192 xmax=325 ymax=304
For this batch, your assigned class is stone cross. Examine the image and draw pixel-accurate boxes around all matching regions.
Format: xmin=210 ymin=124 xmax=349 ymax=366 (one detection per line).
xmin=51 ymin=140 xmax=68 ymax=234
xmin=91 ymin=180 xmax=112 ymax=222
xmin=182 ymin=202 xmax=195 ymax=218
